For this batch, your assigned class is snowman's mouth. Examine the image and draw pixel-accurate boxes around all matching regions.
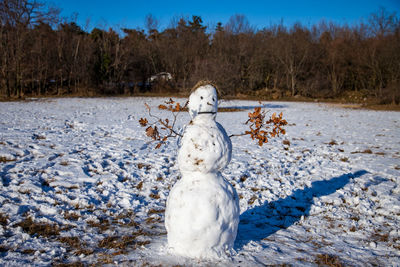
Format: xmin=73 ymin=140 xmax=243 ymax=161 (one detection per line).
xmin=198 ymin=111 xmax=216 ymax=114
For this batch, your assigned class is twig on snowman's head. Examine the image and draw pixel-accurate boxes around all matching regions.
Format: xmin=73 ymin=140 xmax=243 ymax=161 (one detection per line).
xmin=229 ymin=107 xmax=288 ymax=146
xmin=139 ymin=99 xmax=188 ymax=149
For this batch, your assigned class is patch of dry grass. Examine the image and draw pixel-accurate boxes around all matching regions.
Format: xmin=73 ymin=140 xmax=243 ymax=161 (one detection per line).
xmin=314 ymin=254 xmax=344 ymax=267
xmin=0 ymin=213 xmax=8 ymax=226
xmin=64 ymin=211 xmax=81 ymax=221
xmin=328 ymin=140 xmax=338 ymax=146
xmin=145 ymin=217 xmax=161 ymax=224
xmin=351 ymin=149 xmax=373 ymax=154
xmin=0 ymin=245 xmax=9 ymax=253
xmin=0 ymin=156 xmax=16 ymax=163
xmin=248 ymin=195 xmax=258 ymax=205
xmin=147 ymin=209 xmax=165 ymax=216
xmin=239 ymin=174 xmax=248 ymax=183
xmin=137 ymin=163 xmax=151 ymax=170
xmin=57 ymin=236 xmax=93 ymax=256
xmin=52 ymin=261 xmax=85 ymax=267
xmin=136 ymin=181 xmax=144 ymax=190
xmin=32 ymin=134 xmax=46 ymax=140
xmin=16 ymin=217 xmax=60 ymax=237
xmin=87 ymin=218 xmax=111 ymax=232
xmin=98 ymin=232 xmax=150 ymax=251
xmin=371 ymin=232 xmax=389 ymax=242
xmin=21 ymin=249 xmax=36 ymax=254
xmin=149 ymin=192 xmax=160 ymax=199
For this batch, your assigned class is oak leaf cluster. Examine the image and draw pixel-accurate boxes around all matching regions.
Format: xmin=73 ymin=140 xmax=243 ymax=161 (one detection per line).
xmin=245 ymin=108 xmax=288 ymax=146
xmin=139 ymin=99 xmax=187 ymax=149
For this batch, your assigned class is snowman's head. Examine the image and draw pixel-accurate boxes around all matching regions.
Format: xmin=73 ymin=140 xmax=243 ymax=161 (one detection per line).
xmin=188 ymin=83 xmax=218 ymax=118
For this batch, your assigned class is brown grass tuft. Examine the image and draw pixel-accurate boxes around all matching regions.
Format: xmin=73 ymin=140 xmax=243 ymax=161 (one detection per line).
xmin=240 ymin=174 xmax=248 ymax=182
xmin=0 ymin=156 xmax=16 ymax=163
xmin=0 ymin=213 xmax=8 ymax=226
xmin=98 ymin=232 xmax=149 ymax=251
xmin=32 ymin=134 xmax=46 ymax=140
xmin=16 ymin=217 xmax=60 ymax=237
xmin=137 ymin=163 xmax=151 ymax=170
xmin=63 ymin=211 xmax=80 ymax=221
xmin=87 ymin=218 xmax=110 ymax=232
xmin=147 ymin=209 xmax=165 ymax=215
xmin=136 ymin=181 xmax=144 ymax=190
xmin=58 ymin=236 xmax=84 ymax=250
xmin=283 ymin=139 xmax=291 ymax=146
xmin=328 ymin=140 xmax=338 ymax=146
xmin=52 ymin=261 xmax=85 ymax=267
xmin=351 ymin=149 xmax=373 ymax=154
xmin=21 ymin=249 xmax=36 ymax=254
xmin=372 ymin=232 xmax=389 ymax=242
xmin=314 ymin=254 xmax=344 ymax=267
xmin=248 ymin=195 xmax=258 ymax=205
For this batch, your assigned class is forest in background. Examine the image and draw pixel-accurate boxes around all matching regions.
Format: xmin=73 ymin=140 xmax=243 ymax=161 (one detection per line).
xmin=1 ymin=0 xmax=400 ymax=104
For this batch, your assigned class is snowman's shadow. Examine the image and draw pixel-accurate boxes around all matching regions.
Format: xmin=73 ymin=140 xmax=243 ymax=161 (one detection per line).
xmin=234 ymin=170 xmax=368 ymax=250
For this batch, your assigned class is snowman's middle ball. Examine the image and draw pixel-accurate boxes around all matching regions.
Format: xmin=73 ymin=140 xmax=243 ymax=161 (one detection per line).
xmin=178 ymin=116 xmax=232 ymax=173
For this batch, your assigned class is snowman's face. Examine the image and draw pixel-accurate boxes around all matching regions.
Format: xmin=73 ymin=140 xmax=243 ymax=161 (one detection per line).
xmin=188 ymin=85 xmax=218 ymax=118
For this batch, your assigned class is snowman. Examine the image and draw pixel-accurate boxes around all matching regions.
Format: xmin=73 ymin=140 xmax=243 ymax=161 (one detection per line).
xmin=165 ymin=82 xmax=240 ymax=258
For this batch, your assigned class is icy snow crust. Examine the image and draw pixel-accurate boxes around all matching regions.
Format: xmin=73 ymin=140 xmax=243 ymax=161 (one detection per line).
xmin=0 ymin=98 xmax=400 ymax=266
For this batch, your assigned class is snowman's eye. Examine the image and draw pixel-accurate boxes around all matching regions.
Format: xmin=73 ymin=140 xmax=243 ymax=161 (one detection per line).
xmin=200 ymin=96 xmax=204 ymax=100
xmin=212 ymin=97 xmax=215 ymax=101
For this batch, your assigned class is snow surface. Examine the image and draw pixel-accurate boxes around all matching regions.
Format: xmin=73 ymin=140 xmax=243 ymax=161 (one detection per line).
xmin=0 ymin=97 xmax=399 ymax=266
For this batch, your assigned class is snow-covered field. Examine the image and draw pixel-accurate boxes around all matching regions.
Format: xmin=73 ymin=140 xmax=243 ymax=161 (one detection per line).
xmin=0 ymin=97 xmax=399 ymax=266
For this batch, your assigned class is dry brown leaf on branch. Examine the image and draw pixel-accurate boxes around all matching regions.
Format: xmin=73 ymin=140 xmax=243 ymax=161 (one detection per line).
xmin=231 ymin=106 xmax=288 ymax=146
xmin=139 ymin=99 xmax=187 ymax=149
xmin=165 ymin=98 xmax=175 ymax=104
xmin=155 ymin=143 xmax=162 ymax=149
xmin=145 ymin=126 xmax=160 ymax=140
xmin=139 ymin=118 xmax=148 ymax=127
xmin=141 ymin=100 xmax=287 ymax=149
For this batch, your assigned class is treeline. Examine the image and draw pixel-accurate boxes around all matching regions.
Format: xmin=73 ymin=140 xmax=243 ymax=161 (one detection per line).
xmin=1 ymin=0 xmax=400 ymax=103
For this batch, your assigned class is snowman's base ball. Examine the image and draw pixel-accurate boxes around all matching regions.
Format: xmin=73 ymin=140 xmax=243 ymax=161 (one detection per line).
xmin=165 ymin=171 xmax=240 ymax=258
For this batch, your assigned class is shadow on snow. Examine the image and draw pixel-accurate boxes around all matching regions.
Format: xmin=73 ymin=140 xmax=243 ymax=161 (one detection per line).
xmin=221 ymin=103 xmax=287 ymax=111
xmin=235 ymin=170 xmax=368 ymax=250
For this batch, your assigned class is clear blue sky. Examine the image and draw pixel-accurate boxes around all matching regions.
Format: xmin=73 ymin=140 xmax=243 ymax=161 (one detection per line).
xmin=46 ymin=0 xmax=400 ymax=31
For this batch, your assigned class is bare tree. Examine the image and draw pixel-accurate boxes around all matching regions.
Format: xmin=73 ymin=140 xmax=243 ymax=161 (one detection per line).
xmin=0 ymin=0 xmax=59 ymax=97
xmin=272 ymin=23 xmax=311 ymax=96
